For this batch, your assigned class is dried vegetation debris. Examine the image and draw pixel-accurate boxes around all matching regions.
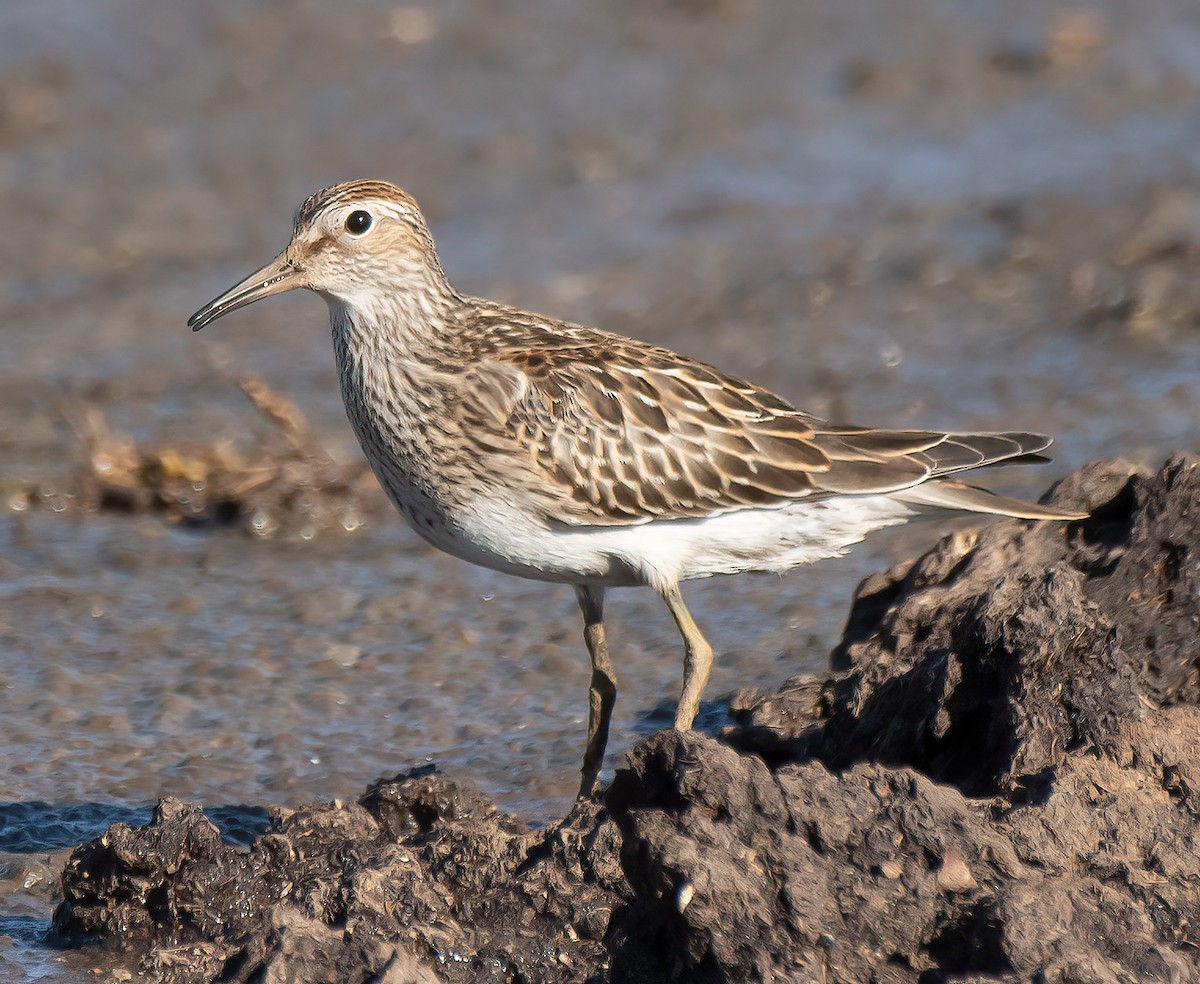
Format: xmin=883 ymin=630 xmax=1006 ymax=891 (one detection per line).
xmin=50 ymin=454 xmax=1200 ymax=982
xmin=12 ymin=374 xmax=385 ymax=537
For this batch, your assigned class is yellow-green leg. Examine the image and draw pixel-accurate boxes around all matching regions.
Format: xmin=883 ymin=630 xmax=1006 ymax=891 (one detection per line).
xmin=576 ymin=584 xmax=617 ymax=799
xmin=661 ymin=583 xmax=714 ymax=730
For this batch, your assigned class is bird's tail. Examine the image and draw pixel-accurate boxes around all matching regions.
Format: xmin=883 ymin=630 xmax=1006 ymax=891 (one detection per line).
xmin=815 ymin=428 xmax=1088 ymax=520
xmin=894 ymin=478 xmax=1088 ymax=521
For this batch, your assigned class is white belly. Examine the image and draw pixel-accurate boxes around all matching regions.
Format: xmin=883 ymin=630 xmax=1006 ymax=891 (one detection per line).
xmin=433 ymin=495 xmax=919 ymax=593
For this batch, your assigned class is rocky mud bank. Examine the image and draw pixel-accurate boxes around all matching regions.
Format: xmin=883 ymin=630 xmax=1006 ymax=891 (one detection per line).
xmin=49 ymin=454 xmax=1200 ymax=982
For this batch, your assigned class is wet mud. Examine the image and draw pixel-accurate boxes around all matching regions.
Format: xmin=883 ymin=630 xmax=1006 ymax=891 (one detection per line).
xmin=4 ymin=0 xmax=1200 ymax=980
xmin=49 ymin=455 xmax=1200 ymax=981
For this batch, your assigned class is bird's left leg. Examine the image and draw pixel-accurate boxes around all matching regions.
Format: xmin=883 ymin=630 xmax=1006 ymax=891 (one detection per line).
xmin=660 ymin=583 xmax=714 ymax=730
xmin=575 ymin=584 xmax=617 ymax=799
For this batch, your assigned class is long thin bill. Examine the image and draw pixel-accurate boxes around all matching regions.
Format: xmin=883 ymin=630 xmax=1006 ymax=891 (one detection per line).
xmin=187 ymin=253 xmax=301 ymax=331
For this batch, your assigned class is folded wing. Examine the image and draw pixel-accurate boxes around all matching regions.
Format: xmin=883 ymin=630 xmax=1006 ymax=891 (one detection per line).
xmin=456 ymin=326 xmax=1083 ymax=526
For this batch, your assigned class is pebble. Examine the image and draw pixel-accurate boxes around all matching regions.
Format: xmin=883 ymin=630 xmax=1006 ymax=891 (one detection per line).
xmin=936 ymin=848 xmax=977 ymax=893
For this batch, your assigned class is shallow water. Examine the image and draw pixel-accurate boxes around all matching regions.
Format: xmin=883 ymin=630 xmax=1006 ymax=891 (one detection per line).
xmin=3 ymin=0 xmax=1200 ymax=978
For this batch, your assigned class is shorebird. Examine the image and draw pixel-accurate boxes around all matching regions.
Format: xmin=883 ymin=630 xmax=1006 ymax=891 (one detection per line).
xmin=189 ymin=180 xmax=1085 ymax=797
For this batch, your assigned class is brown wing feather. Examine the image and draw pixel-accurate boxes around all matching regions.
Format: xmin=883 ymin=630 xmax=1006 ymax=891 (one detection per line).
xmin=806 ymin=428 xmax=1055 ymax=495
xmin=455 ymin=314 xmax=1060 ymax=526
xmin=457 ymin=331 xmax=832 ymax=524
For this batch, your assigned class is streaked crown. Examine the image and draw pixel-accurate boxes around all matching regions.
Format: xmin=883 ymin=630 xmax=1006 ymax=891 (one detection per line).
xmin=294 ymin=179 xmax=426 ymax=233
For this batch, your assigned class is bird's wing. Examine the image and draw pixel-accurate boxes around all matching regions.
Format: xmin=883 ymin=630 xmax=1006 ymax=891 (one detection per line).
xmin=455 ymin=329 xmax=1061 ymax=526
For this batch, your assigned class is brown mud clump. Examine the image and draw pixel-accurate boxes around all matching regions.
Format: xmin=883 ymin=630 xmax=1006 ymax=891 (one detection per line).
xmin=51 ymin=454 xmax=1200 ymax=982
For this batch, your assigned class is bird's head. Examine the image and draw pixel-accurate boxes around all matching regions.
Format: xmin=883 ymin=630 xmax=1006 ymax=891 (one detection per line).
xmin=188 ymin=179 xmax=450 ymax=331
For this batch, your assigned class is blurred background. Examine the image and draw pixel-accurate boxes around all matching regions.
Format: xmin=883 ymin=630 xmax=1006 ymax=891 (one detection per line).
xmin=2 ymin=0 xmax=1200 ymax=972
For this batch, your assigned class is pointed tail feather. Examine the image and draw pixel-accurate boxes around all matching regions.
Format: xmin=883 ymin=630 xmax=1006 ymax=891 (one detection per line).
xmin=894 ymin=479 xmax=1089 ymax=521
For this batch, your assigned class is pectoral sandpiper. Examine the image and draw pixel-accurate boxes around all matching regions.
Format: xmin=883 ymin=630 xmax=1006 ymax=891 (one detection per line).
xmin=189 ymin=179 xmax=1085 ymax=797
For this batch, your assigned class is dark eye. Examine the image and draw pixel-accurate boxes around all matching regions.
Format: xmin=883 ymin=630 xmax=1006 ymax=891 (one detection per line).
xmin=345 ymin=210 xmax=373 ymax=235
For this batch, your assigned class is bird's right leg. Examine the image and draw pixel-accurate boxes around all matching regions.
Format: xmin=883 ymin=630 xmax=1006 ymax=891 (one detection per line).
xmin=660 ymin=583 xmax=714 ymax=731
xmin=575 ymin=584 xmax=617 ymax=799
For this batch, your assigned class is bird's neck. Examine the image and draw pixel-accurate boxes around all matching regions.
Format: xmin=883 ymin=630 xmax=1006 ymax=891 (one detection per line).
xmin=324 ymin=271 xmax=465 ymax=363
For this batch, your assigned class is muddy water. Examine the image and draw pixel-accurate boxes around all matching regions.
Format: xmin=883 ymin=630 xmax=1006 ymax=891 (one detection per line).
xmin=3 ymin=0 xmax=1200 ymax=978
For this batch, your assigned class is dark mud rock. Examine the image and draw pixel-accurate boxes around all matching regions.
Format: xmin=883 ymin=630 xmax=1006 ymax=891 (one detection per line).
xmin=53 ymin=799 xmax=237 ymax=944
xmin=815 ymin=454 xmax=1200 ymax=802
xmin=609 ymin=732 xmax=1054 ymax=981
xmin=55 ymin=769 xmax=628 ymax=983
xmin=608 ymin=730 xmax=1195 ymax=982
xmin=52 ymin=456 xmax=1200 ymax=982
xmin=722 ymin=454 xmax=1200 ymax=980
